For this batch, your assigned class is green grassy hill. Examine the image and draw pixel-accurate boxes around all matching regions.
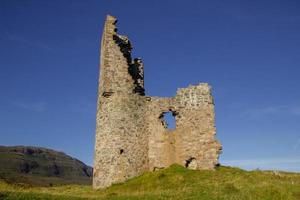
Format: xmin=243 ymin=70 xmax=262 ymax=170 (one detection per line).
xmin=0 ymin=146 xmax=92 ymax=186
xmin=1 ymin=165 xmax=300 ymax=200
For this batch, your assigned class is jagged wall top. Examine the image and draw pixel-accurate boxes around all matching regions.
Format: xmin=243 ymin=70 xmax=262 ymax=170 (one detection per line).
xmin=99 ymin=15 xmax=145 ymax=97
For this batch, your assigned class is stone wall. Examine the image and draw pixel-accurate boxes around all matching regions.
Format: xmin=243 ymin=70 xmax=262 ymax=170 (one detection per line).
xmin=93 ymin=15 xmax=148 ymax=189
xmin=93 ymin=15 xmax=222 ymax=189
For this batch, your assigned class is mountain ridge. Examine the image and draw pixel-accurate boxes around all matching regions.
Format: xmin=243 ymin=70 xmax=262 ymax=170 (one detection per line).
xmin=0 ymin=145 xmax=92 ymax=186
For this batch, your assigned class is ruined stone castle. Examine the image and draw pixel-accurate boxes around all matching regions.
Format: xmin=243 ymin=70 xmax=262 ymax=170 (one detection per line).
xmin=93 ymin=15 xmax=222 ymax=189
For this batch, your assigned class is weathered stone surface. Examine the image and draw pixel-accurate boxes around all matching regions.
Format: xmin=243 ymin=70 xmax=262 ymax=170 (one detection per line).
xmin=93 ymin=15 xmax=222 ymax=189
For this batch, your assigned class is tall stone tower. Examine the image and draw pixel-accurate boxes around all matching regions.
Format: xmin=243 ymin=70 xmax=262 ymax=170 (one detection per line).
xmin=93 ymin=15 xmax=222 ymax=189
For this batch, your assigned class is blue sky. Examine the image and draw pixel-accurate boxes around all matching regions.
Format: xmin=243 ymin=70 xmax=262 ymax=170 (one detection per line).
xmin=1 ymin=0 xmax=300 ymax=172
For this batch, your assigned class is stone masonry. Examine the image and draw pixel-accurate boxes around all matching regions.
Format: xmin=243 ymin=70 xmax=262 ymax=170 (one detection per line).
xmin=93 ymin=15 xmax=222 ymax=189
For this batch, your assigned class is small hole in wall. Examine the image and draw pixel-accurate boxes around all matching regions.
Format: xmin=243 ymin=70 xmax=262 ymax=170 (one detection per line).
xmin=185 ymin=157 xmax=196 ymax=168
xmin=161 ymin=111 xmax=176 ymax=130
xmin=120 ymin=149 xmax=124 ymax=154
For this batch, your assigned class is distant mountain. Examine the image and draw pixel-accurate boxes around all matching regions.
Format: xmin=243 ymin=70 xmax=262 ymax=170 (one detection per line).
xmin=0 ymin=146 xmax=93 ymax=186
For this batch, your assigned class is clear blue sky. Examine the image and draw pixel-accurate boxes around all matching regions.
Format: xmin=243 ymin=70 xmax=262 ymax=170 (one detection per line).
xmin=1 ymin=0 xmax=300 ymax=172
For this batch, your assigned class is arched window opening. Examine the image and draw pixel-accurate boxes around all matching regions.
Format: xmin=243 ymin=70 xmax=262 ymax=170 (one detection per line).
xmin=160 ymin=111 xmax=176 ymax=130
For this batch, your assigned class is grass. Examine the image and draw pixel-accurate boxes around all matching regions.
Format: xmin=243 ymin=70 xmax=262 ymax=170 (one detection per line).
xmin=1 ymin=165 xmax=300 ymax=200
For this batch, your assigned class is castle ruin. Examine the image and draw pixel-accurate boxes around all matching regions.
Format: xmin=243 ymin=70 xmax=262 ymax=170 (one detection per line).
xmin=93 ymin=15 xmax=222 ymax=189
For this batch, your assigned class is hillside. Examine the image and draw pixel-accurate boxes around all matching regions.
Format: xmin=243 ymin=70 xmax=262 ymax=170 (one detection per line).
xmin=0 ymin=146 xmax=92 ymax=186
xmin=1 ymin=165 xmax=300 ymax=200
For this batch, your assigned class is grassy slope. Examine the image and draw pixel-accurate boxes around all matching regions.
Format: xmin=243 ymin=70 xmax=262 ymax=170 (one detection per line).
xmin=1 ymin=165 xmax=300 ymax=200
